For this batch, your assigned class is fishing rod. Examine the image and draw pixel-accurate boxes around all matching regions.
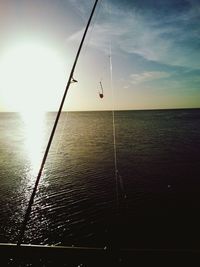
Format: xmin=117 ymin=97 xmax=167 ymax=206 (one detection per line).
xmin=17 ymin=0 xmax=99 ymax=246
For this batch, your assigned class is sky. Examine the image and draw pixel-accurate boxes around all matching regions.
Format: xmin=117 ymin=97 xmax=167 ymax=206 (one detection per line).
xmin=0 ymin=0 xmax=200 ymax=112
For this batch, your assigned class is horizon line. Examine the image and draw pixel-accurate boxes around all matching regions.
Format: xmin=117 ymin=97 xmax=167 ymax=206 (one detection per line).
xmin=0 ymin=107 xmax=200 ymax=113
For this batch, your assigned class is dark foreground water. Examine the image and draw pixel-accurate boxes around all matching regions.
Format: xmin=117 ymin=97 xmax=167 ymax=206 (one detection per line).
xmin=0 ymin=109 xmax=200 ymax=249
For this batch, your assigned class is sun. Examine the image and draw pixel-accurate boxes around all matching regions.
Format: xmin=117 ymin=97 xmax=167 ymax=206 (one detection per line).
xmin=0 ymin=41 xmax=67 ymax=112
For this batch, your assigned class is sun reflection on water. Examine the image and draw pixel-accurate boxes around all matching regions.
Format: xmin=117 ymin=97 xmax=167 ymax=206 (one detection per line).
xmin=17 ymin=110 xmax=51 ymax=238
xmin=21 ymin=110 xmax=46 ymax=178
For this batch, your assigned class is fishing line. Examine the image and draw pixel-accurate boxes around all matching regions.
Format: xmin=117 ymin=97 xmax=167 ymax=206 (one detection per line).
xmin=108 ymin=4 xmax=126 ymax=212
xmin=109 ymin=43 xmax=119 ymax=208
xmin=82 ymin=0 xmax=103 ymax=57
xmin=106 ymin=0 xmax=119 ymax=208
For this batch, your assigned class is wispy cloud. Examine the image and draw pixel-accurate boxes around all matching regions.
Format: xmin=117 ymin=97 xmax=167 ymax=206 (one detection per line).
xmin=67 ymin=0 xmax=200 ymax=69
xmin=130 ymin=71 xmax=171 ymax=84
xmin=117 ymin=5 xmax=200 ymax=69
xmin=68 ymin=22 xmax=126 ymax=54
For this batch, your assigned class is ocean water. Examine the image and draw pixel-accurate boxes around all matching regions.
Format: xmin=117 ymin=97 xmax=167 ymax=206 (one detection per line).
xmin=0 ymin=109 xmax=200 ymax=249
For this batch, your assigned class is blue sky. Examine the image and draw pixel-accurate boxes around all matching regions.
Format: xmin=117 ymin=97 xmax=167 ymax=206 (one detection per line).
xmin=0 ymin=0 xmax=200 ymax=111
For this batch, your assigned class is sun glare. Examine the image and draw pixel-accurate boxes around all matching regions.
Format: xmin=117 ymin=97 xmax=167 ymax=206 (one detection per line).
xmin=0 ymin=41 xmax=67 ymax=112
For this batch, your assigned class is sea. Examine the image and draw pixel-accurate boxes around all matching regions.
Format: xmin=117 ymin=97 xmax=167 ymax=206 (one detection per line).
xmin=0 ymin=109 xmax=200 ymax=249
